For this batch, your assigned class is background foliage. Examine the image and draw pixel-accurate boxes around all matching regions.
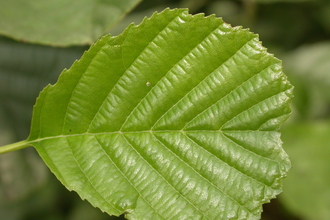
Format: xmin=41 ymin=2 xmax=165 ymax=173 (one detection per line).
xmin=0 ymin=0 xmax=329 ymax=220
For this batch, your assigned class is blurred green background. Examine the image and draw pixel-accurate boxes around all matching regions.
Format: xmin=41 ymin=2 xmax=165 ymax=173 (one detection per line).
xmin=1 ymin=0 xmax=330 ymax=219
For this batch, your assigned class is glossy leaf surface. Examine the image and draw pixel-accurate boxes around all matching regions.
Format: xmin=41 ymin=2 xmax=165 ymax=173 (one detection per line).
xmin=0 ymin=0 xmax=141 ymax=46
xmin=27 ymin=9 xmax=293 ymax=219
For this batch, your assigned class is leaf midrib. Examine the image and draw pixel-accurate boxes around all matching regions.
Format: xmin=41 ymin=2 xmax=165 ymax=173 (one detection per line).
xmin=34 ymin=129 xmax=266 ymax=218
xmin=30 ymin=129 xmax=272 ymax=141
xmin=30 ymin=129 xmax=281 ymax=187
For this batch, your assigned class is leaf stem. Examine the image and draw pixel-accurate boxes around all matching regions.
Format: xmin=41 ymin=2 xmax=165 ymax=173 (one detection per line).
xmin=242 ymin=0 xmax=257 ymax=28
xmin=0 ymin=140 xmax=32 ymax=155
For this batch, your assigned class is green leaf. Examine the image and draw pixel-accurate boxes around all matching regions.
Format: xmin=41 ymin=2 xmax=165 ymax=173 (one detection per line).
xmin=0 ymin=0 xmax=141 ymax=46
xmin=280 ymin=122 xmax=330 ymax=220
xmin=26 ymin=8 xmax=293 ymax=219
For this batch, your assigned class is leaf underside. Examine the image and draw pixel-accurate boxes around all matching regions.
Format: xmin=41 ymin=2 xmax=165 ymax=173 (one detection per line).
xmin=28 ymin=8 xmax=293 ymax=220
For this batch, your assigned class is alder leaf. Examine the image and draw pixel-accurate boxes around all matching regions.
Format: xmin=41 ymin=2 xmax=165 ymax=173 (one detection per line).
xmin=26 ymin=8 xmax=293 ymax=219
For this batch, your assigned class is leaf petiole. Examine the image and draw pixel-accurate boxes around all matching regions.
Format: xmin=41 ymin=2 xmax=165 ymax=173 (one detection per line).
xmin=0 ymin=140 xmax=32 ymax=155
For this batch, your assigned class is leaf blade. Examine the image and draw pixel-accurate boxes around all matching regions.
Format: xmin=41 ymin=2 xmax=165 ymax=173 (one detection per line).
xmin=28 ymin=8 xmax=293 ymax=219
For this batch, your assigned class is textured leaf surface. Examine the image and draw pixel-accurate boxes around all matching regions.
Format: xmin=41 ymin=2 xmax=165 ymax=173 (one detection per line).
xmin=27 ymin=9 xmax=293 ymax=219
xmin=0 ymin=0 xmax=141 ymax=46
